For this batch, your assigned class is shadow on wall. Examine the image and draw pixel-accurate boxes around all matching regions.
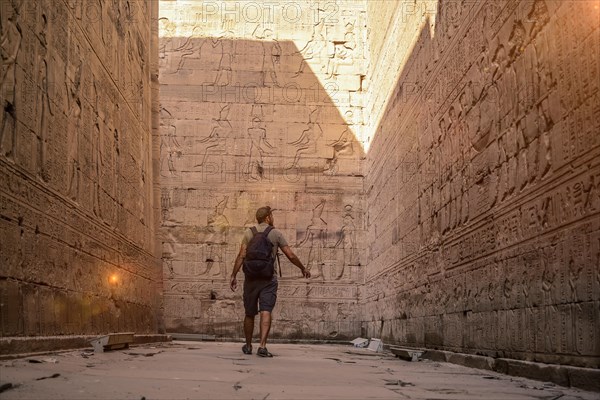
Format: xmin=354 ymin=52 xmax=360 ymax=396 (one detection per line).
xmin=158 ymin=34 xmax=366 ymax=338
xmin=159 ymin=36 xmax=366 ymax=182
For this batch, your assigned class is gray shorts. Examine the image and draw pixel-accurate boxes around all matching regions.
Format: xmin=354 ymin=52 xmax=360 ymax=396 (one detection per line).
xmin=243 ymin=278 xmax=278 ymax=316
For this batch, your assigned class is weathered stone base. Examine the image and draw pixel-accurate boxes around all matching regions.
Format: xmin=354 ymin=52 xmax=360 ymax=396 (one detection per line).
xmin=0 ymin=334 xmax=171 ymax=360
xmin=421 ymin=349 xmax=600 ymax=392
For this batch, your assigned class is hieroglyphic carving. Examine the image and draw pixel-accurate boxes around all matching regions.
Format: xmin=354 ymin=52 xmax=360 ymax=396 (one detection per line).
xmin=294 ymin=18 xmax=327 ymax=77
xmin=194 ymin=103 xmax=231 ymax=168
xmin=325 ymin=21 xmax=356 ymax=80
xmin=213 ymin=30 xmax=234 ymax=86
xmin=66 ymin=44 xmax=83 ymax=201
xmin=35 ymin=12 xmax=52 ymax=182
xmin=1 ymin=0 xmax=160 ymax=338
xmin=162 ymin=229 xmax=177 ymax=278
xmin=247 ymin=111 xmax=275 ymax=181
xmin=158 ymin=17 xmax=175 ymax=68
xmin=596 ymin=236 xmax=600 ymax=299
xmin=253 ymin=27 xmax=281 ymax=87
xmin=333 ymin=204 xmax=357 ymax=280
xmin=288 ymin=107 xmax=323 ymax=169
xmin=156 ymin=0 xmax=364 ymax=340
xmin=324 ymin=110 xmax=356 ymax=174
xmin=91 ymin=77 xmax=103 ymax=218
xmin=0 ymin=0 xmax=22 ymax=159
xmin=206 ymin=195 xmax=229 ymax=242
xmin=159 ymin=107 xmax=181 ymax=177
xmin=125 ymin=29 xmax=146 ymax=119
xmin=193 ymin=243 xmax=227 ymax=278
xmin=297 ymin=199 xmax=328 ymax=280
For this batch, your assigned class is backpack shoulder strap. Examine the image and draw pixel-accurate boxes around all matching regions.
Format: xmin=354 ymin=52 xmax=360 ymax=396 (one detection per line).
xmin=250 ymin=226 xmax=258 ymax=235
xmin=263 ymin=225 xmax=274 ymax=236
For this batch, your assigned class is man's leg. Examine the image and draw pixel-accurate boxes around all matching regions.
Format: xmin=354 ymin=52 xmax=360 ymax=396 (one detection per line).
xmin=242 ymin=279 xmax=259 ymax=353
xmin=259 ymin=311 xmax=272 ymax=348
xmin=244 ymin=315 xmax=255 ymax=348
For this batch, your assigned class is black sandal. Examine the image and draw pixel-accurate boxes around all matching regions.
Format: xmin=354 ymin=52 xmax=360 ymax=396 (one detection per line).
xmin=242 ymin=344 xmax=252 ymax=355
xmin=257 ymin=347 xmax=273 ymax=357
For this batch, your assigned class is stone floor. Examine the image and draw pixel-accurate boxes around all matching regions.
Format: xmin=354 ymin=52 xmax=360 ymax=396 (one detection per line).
xmin=0 ymin=341 xmax=597 ymax=400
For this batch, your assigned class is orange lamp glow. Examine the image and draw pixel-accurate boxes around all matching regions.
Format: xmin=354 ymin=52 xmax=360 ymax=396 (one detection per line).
xmin=109 ymin=274 xmax=119 ymax=285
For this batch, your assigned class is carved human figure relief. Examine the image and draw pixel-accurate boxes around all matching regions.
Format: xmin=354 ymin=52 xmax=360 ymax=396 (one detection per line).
xmin=199 ymin=243 xmax=226 ymax=278
xmin=447 ymin=104 xmax=463 ymax=170
xmin=288 ymin=108 xmax=323 ymax=169
xmin=161 ymin=188 xmax=178 ymax=278
xmin=297 ymin=199 xmax=328 ymax=279
xmin=333 ymin=205 xmax=356 ymax=280
xmin=126 ymin=30 xmax=146 ymax=119
xmin=66 ymin=56 xmax=83 ymax=201
xmin=253 ymin=27 xmax=281 ymax=87
xmin=324 ymin=110 xmax=356 ymax=174
xmin=202 ymin=196 xmax=230 ymax=277
xmin=497 ymin=134 xmax=511 ymax=203
xmin=160 ymin=107 xmax=181 ymax=177
xmin=206 ymin=196 xmax=229 ymax=237
xmin=567 ymin=255 xmax=583 ymax=303
xmin=194 ymin=103 xmax=231 ymax=168
xmin=540 ymin=246 xmax=556 ymax=306
xmin=162 ymin=229 xmax=178 ymax=278
xmin=517 ymin=102 xmax=544 ymax=190
xmin=90 ymin=78 xmax=104 ymax=218
xmin=596 ymin=238 xmax=600 ymax=290
xmin=527 ymin=0 xmax=550 ymax=40
xmin=263 ymin=38 xmax=282 ymax=87
xmin=213 ymin=30 xmax=234 ymax=87
xmin=158 ymin=17 xmax=175 ymax=65
xmin=438 ymin=116 xmax=452 ymax=182
xmin=507 ymin=21 xmax=532 ymax=116
xmin=326 ymin=21 xmax=356 ymax=80
xmin=0 ymin=1 xmax=22 ymax=159
xmin=247 ymin=114 xmax=275 ymax=181
xmin=536 ymin=98 xmax=553 ymax=179
xmin=491 ymin=43 xmax=518 ymax=128
xmin=470 ymin=50 xmax=497 ymax=154
xmin=534 ymin=32 xmax=556 ymax=98
xmin=35 ymin=13 xmax=52 ymax=182
xmin=294 ymin=18 xmax=327 ymax=76
xmin=167 ymin=25 xmax=202 ymax=75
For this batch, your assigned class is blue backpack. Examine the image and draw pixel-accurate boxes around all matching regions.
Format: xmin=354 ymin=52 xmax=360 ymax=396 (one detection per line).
xmin=243 ymin=226 xmax=275 ymax=280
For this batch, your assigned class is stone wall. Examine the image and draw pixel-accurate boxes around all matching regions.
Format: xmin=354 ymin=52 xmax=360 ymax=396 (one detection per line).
xmin=3 ymin=0 xmax=597 ymax=368
xmin=159 ymin=0 xmax=368 ymax=339
xmin=364 ymin=0 xmax=600 ymax=368
xmin=0 ymin=0 xmax=162 ymax=337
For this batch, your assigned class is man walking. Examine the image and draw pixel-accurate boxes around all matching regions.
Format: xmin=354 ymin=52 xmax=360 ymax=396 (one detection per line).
xmin=230 ymin=206 xmax=310 ymax=357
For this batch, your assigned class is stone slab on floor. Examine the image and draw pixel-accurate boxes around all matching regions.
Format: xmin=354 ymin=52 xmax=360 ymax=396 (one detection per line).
xmin=0 ymin=342 xmax=597 ymax=400
xmin=421 ymin=349 xmax=600 ymax=392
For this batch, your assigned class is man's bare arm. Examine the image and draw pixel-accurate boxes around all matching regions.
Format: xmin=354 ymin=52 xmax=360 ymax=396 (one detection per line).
xmin=281 ymin=245 xmax=310 ymax=278
xmin=230 ymin=243 xmax=247 ymax=291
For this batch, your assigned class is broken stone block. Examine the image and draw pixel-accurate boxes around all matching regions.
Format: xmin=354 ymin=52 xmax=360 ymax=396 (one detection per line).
xmin=90 ymin=332 xmax=134 ymax=353
xmin=389 ymin=346 xmax=423 ymax=362
xmin=367 ymin=338 xmax=383 ymax=352
xmin=350 ymin=337 xmax=369 ymax=348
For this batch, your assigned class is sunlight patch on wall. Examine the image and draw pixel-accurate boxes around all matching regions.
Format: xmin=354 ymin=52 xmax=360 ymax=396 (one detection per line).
xmin=364 ymin=0 xmax=438 ymax=152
